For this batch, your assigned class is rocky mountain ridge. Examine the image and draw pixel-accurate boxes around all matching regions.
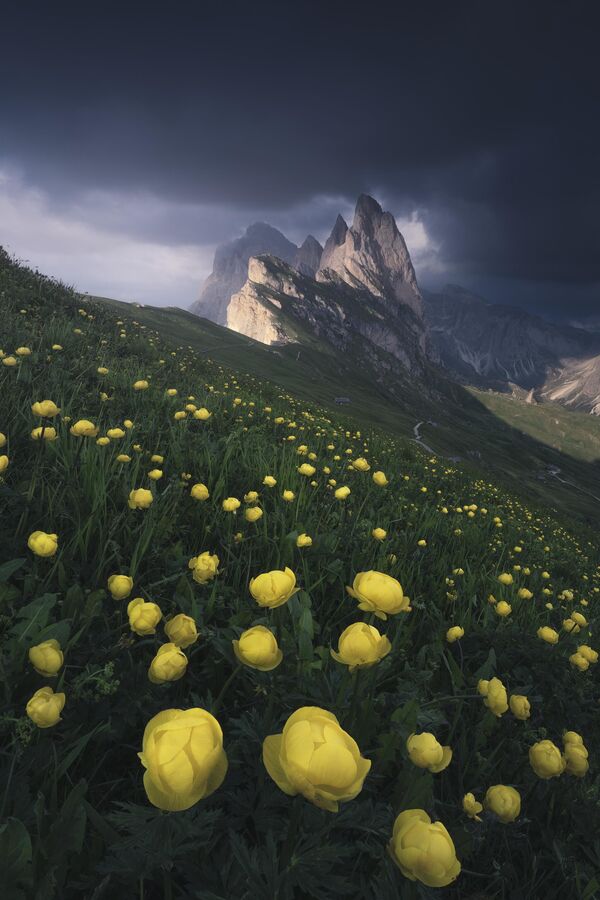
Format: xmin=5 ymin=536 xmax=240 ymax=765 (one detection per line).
xmin=190 ymin=195 xmax=600 ymax=415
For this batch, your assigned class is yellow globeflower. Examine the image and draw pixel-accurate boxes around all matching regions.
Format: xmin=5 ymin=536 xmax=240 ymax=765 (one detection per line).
xmin=0 ymin=454 xmax=9 ymax=473
xmin=128 ymin=488 xmax=153 ymax=509
xmin=194 ymin=408 xmax=212 ymax=420
xmin=148 ymin=469 xmax=163 ymax=481
xmin=127 ymin=598 xmax=162 ymax=635
xmin=263 ymin=475 xmax=277 ymax=487
xmin=537 ymin=626 xmax=559 ymax=645
xmin=484 ymin=785 xmax=521 ymax=823
xmin=31 ymin=400 xmax=61 ymax=418
xmin=233 ymin=625 xmax=283 ymax=671
xmin=296 ymin=533 xmax=313 ymax=548
xmin=133 ymin=380 xmax=149 ymax=390
xmin=222 ymin=497 xmax=240 ymax=512
xmin=26 ymin=686 xmax=65 ymax=728
xmin=346 ymin=571 xmax=410 ymax=620
xmin=28 ymin=639 xmax=64 ymax=676
xmin=477 ymin=677 xmax=508 ymax=717
xmin=250 ymin=568 xmax=298 ymax=609
xmin=387 ymin=809 xmax=461 ymax=888
xmin=27 ymin=531 xmax=58 ymax=558
xmin=446 ymin=626 xmax=464 ymax=643
xmin=190 ymin=482 xmax=209 ymax=501
xmin=164 ymin=613 xmax=199 ymax=648
xmin=372 ymin=528 xmax=387 ymax=541
xmin=372 ymin=471 xmax=388 ymax=486
xmin=31 ymin=426 xmax=57 ymax=441
xmin=334 ymin=486 xmax=351 ymax=500
xmin=509 ymin=694 xmax=531 ymax=720
xmin=107 ymin=574 xmax=134 ymax=600
xmin=138 ymin=708 xmax=228 ymax=811
xmin=529 ymin=740 xmax=566 ymax=779
xmin=148 ymin=643 xmax=188 ymax=683
xmin=2 ymin=356 xmax=18 ymax=367
xmin=262 ymin=706 xmax=371 ymax=811
xmin=351 ymin=458 xmax=370 ymax=471
xmin=406 ymin=733 xmax=452 ymax=773
xmin=0 ymin=432 xmax=6 ymax=447
xmin=497 ymin=573 xmax=513 ymax=586
xmin=282 ymin=490 xmax=295 ymax=502
xmin=330 ymin=622 xmax=391 ymax=671
xmin=245 ymin=506 xmax=263 ymax=523
xmin=70 ymin=419 xmax=99 ymax=437
xmin=188 ymin=551 xmax=219 ymax=584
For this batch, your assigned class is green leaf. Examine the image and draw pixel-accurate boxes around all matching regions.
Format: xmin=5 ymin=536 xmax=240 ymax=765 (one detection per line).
xmin=0 ymin=818 xmax=33 ymax=895
xmin=0 ymin=558 xmax=26 ymax=583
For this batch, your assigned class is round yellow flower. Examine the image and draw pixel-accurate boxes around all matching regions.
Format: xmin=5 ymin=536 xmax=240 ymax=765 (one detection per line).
xmin=128 ymin=488 xmax=153 ymax=509
xmin=164 ymin=613 xmax=199 ymax=648
xmin=148 ymin=643 xmax=188 ymax=683
xmin=509 ymin=694 xmax=530 ymax=720
xmin=563 ymin=736 xmax=589 ymax=777
xmin=388 ymin=809 xmax=461 ymax=888
xmin=0 ymin=454 xmax=9 ymax=473
xmin=107 ymin=574 xmax=134 ymax=600
xmin=577 ymin=645 xmax=598 ymax=664
xmin=250 ymin=568 xmax=298 ymax=609
xmin=127 ymin=597 xmax=163 ymax=635
xmin=193 ymin=407 xmax=212 ymax=420
xmin=222 ymin=497 xmax=240 ymax=512
xmin=497 ymin=573 xmax=513 ymax=586
xmin=263 ymin=706 xmax=371 ymax=812
xmin=330 ymin=622 xmax=391 ymax=671
xmin=495 ymin=600 xmax=512 ymax=617
xmin=26 ymin=686 xmax=65 ymax=728
xmin=282 ymin=490 xmax=295 ymax=502
xmin=133 ymin=380 xmax=149 ymax=390
xmin=296 ymin=533 xmax=312 ymax=548
xmin=97 ymin=367 xmax=109 ymax=375
xmin=233 ymin=625 xmax=283 ymax=671
xmin=529 ymin=740 xmax=566 ymax=779
xmin=478 ymin=677 xmax=508 ymax=717
xmin=70 ymin=419 xmax=99 ymax=437
xmin=372 ymin=527 xmax=387 ymax=541
xmin=0 ymin=432 xmax=6 ymax=448
xmin=138 ymin=708 xmax=228 ymax=810
xmin=188 ymin=551 xmax=219 ymax=585
xmin=28 ymin=639 xmax=64 ymax=676
xmin=31 ymin=426 xmax=57 ymax=441
xmin=406 ymin=733 xmax=452 ymax=773
xmin=537 ymin=626 xmax=559 ymax=645
xmin=346 ymin=571 xmax=410 ymax=620
xmin=351 ymin=457 xmax=370 ymax=471
xmin=245 ymin=506 xmax=263 ymax=523
xmin=298 ymin=463 xmax=316 ymax=476
xmin=31 ymin=400 xmax=61 ymax=418
xmin=446 ymin=626 xmax=464 ymax=643
xmin=372 ymin=471 xmax=388 ymax=486
xmin=569 ymin=652 xmax=589 ymax=671
xmin=190 ymin=482 xmax=209 ymax=501
xmin=263 ymin=475 xmax=277 ymax=487
xmin=334 ymin=486 xmax=351 ymax=500
xmin=27 ymin=531 xmax=58 ymax=558
xmin=484 ymin=785 xmax=521 ymax=823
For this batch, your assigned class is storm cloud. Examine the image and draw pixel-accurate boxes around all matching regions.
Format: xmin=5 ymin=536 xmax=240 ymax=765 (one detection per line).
xmin=1 ymin=1 xmax=598 ymax=318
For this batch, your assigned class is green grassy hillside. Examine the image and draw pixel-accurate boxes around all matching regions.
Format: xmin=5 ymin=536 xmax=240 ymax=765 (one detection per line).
xmin=1 ymin=251 xmax=599 ymax=900
xmin=94 ymin=295 xmax=600 ymax=527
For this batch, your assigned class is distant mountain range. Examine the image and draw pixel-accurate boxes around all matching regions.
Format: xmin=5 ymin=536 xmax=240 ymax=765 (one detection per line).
xmin=190 ymin=195 xmax=600 ymax=415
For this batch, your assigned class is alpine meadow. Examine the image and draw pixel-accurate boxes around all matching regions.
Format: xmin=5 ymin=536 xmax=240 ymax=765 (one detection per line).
xmin=0 ymin=247 xmax=599 ymax=900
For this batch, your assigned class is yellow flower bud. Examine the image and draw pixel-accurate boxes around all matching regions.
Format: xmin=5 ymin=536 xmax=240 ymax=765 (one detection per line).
xmin=263 ymin=706 xmax=371 ymax=812
xmin=446 ymin=625 xmax=464 ymax=643
xmin=509 ymin=694 xmax=531 ymax=720
xmin=28 ymin=639 xmax=64 ymax=676
xmin=128 ymin=488 xmax=153 ymax=509
xmin=406 ymin=733 xmax=452 ymax=773
xmin=484 ymin=785 xmax=521 ymax=822
xmin=26 ymin=686 xmax=65 ymax=728
xmin=372 ymin=471 xmax=388 ymax=486
xmin=388 ymin=809 xmax=461 ymax=887
xmin=244 ymin=506 xmax=263 ymax=523
xmin=31 ymin=400 xmax=61 ymax=418
xmin=27 ymin=531 xmax=58 ymax=558
xmin=346 ymin=571 xmax=410 ymax=620
xmin=233 ymin=625 xmax=283 ymax=671
xmin=107 ymin=574 xmax=134 ymax=600
xmin=296 ymin=533 xmax=313 ymax=548
xmin=164 ymin=613 xmax=198 ymax=649
xmin=334 ymin=486 xmax=351 ymax=500
xmin=31 ymin=426 xmax=58 ymax=441
xmin=537 ymin=626 xmax=559 ymax=645
xmin=529 ymin=740 xmax=566 ymax=779
xmin=188 ymin=551 xmax=219 ymax=585
xmin=478 ymin=676 xmax=508 ymax=717
xmin=222 ymin=497 xmax=240 ymax=512
xmin=138 ymin=708 xmax=228 ymax=810
xmin=263 ymin=475 xmax=277 ymax=487
xmin=250 ymin=568 xmax=298 ymax=609
xmin=330 ymin=622 xmax=391 ymax=671
xmin=127 ymin=597 xmax=162 ymax=635
xmin=148 ymin=643 xmax=188 ymax=683
xmin=190 ymin=482 xmax=209 ymax=501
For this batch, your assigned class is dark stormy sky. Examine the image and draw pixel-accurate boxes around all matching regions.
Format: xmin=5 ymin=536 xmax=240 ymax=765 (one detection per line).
xmin=1 ymin=1 xmax=599 ymax=321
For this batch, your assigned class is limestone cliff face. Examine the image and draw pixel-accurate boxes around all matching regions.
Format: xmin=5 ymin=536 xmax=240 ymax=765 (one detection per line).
xmin=317 ymin=194 xmax=422 ymax=318
xmin=227 ymin=254 xmax=427 ymax=378
xmin=191 ymin=223 xmax=302 ymax=325
xmin=294 ymin=235 xmax=323 ymax=277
